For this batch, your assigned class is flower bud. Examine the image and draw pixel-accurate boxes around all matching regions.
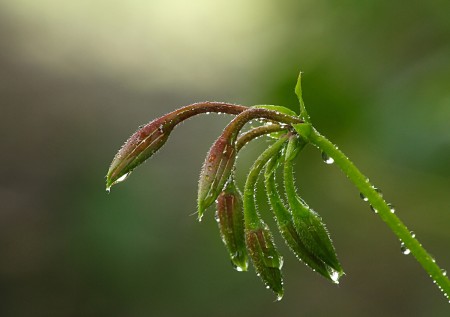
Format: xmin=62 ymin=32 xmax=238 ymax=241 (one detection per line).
xmin=283 ymin=157 xmax=343 ymax=277
xmin=216 ymin=181 xmax=248 ymax=272
xmin=291 ymin=202 xmax=343 ymax=276
xmin=246 ymin=224 xmax=284 ymax=300
xmin=197 ymin=135 xmax=236 ymax=220
xmin=265 ymin=156 xmax=340 ymax=282
xmin=106 ymin=116 xmax=175 ymax=189
xmin=106 ymin=102 xmax=248 ymax=190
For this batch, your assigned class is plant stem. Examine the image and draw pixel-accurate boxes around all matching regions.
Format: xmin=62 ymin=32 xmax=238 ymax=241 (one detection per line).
xmin=243 ymin=135 xmax=289 ymax=230
xmin=307 ymin=127 xmax=450 ymax=301
xmin=236 ymin=124 xmax=286 ymax=152
xmin=224 ymin=108 xmax=302 ymax=143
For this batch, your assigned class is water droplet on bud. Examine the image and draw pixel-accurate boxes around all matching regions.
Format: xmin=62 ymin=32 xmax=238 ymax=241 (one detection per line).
xmin=115 ymin=172 xmax=130 ymax=184
xmin=329 ymin=270 xmax=340 ymax=284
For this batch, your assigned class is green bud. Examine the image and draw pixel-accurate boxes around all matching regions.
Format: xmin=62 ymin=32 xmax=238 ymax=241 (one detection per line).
xmin=283 ymin=159 xmax=343 ymax=277
xmin=216 ymin=180 xmax=248 ymax=272
xmin=246 ymin=223 xmax=284 ymax=300
xmin=290 ymin=203 xmax=343 ymax=276
xmin=241 ymin=136 xmax=290 ymax=300
xmin=265 ymin=155 xmax=340 ymax=282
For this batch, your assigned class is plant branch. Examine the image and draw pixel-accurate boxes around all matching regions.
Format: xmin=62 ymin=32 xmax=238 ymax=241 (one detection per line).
xmin=243 ymin=135 xmax=289 ymax=229
xmin=236 ymin=124 xmax=286 ymax=152
xmin=307 ymin=127 xmax=450 ymax=300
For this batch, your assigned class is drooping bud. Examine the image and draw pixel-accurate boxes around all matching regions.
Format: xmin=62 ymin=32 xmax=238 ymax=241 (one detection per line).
xmin=265 ymin=155 xmax=339 ymax=282
xmin=198 ymin=135 xmax=236 ymax=220
xmin=246 ymin=224 xmax=284 ymax=300
xmin=242 ymin=135 xmax=290 ymax=299
xmin=216 ymin=180 xmax=248 ymax=272
xmin=106 ymin=116 xmax=174 ymax=189
xmin=106 ymin=102 xmax=248 ymax=190
xmin=290 ymin=203 xmax=343 ymax=277
xmin=283 ymin=158 xmax=344 ymax=276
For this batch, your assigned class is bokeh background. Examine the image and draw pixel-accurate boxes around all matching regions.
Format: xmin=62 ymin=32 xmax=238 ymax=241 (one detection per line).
xmin=1 ymin=1 xmax=450 ymax=316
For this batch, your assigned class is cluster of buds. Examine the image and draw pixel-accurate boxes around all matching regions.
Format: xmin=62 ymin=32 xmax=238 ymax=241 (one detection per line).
xmin=106 ymin=75 xmax=343 ymax=299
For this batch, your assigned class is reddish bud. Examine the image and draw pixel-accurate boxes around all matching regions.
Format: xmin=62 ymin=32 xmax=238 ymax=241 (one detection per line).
xmin=106 ymin=102 xmax=248 ymax=190
xmin=216 ymin=181 xmax=248 ymax=271
xmin=106 ymin=115 xmax=175 ymax=189
xmin=198 ymin=134 xmax=236 ymax=219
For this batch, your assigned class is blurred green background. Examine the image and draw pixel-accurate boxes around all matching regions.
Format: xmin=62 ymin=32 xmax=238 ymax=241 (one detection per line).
xmin=1 ymin=1 xmax=449 ymax=316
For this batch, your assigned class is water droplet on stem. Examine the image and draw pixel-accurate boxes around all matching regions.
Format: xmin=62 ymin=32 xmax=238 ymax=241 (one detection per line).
xmin=388 ymin=203 xmax=395 ymax=213
xmin=400 ymin=242 xmax=411 ymax=255
xmin=370 ymin=205 xmax=378 ymax=213
xmin=359 ymin=193 xmax=369 ymax=202
xmin=321 ymin=151 xmax=334 ymax=164
xmin=372 ymin=186 xmax=383 ymax=197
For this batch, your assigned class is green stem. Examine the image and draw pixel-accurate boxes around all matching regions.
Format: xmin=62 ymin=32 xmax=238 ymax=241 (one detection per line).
xmin=243 ymin=135 xmax=289 ymax=230
xmin=308 ymin=127 xmax=450 ymax=300
xmin=282 ymin=141 xmax=307 ymax=211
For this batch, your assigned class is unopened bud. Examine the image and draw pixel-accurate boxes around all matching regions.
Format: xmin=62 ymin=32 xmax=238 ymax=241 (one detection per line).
xmin=283 ymin=155 xmax=343 ymax=277
xmin=265 ymin=156 xmax=340 ymax=282
xmin=246 ymin=224 xmax=284 ymax=300
xmin=216 ymin=181 xmax=248 ymax=272
xmin=198 ymin=135 xmax=236 ymax=219
xmin=291 ymin=201 xmax=343 ymax=276
xmin=107 ymin=102 xmax=248 ymax=190
xmin=106 ymin=116 xmax=174 ymax=189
